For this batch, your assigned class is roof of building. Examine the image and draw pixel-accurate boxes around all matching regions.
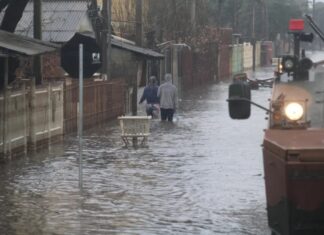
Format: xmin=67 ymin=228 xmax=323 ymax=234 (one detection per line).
xmin=0 ymin=29 xmax=59 ymax=56
xmin=13 ymin=1 xmax=87 ymax=42
xmin=0 ymin=0 xmax=163 ymax=59
xmin=111 ymin=36 xmax=164 ymax=59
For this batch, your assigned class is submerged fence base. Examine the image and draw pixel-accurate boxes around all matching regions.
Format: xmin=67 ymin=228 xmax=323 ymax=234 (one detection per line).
xmin=0 ymin=81 xmax=64 ymax=160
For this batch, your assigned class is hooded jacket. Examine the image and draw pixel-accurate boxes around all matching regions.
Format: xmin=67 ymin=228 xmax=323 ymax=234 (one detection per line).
xmin=157 ymin=80 xmax=177 ymax=109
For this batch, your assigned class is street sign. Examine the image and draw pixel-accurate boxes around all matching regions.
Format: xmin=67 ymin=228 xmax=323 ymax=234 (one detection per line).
xmin=61 ymin=33 xmax=102 ymax=79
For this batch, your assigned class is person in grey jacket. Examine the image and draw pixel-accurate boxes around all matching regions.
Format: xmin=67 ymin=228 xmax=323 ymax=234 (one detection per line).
xmin=157 ymin=73 xmax=177 ymax=122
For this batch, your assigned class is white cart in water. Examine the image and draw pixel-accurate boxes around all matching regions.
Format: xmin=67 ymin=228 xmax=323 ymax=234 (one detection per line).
xmin=118 ymin=116 xmax=152 ymax=147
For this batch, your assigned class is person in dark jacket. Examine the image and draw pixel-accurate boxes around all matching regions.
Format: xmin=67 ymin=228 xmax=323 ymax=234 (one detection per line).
xmin=139 ymin=76 xmax=160 ymax=117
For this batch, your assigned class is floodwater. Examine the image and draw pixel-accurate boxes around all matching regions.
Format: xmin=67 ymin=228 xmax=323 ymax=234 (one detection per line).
xmin=0 ymin=68 xmax=273 ymax=235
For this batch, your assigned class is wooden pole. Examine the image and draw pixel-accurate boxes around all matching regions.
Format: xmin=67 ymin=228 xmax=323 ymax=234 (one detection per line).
xmin=101 ymin=0 xmax=111 ymax=80
xmin=22 ymin=82 xmax=27 ymax=155
xmin=191 ymin=0 xmax=196 ymax=35
xmin=34 ymin=0 xmax=42 ymax=85
xmin=3 ymin=57 xmax=8 ymax=157
xmin=107 ymin=0 xmax=112 ymax=80
xmin=29 ymin=76 xmax=36 ymax=151
xmin=135 ymin=0 xmax=142 ymax=47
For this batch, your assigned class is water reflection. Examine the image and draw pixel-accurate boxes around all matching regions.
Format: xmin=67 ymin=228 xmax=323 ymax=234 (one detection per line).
xmin=0 ymin=69 xmax=273 ymax=235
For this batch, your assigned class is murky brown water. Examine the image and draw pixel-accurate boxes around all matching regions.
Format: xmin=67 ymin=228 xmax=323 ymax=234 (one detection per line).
xmin=0 ymin=68 xmax=273 ymax=235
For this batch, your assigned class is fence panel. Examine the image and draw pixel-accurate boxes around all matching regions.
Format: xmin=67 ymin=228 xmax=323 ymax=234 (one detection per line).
xmin=32 ymin=83 xmax=64 ymax=147
xmin=231 ymin=44 xmax=244 ymax=75
xmin=0 ymin=82 xmax=64 ymax=157
xmin=219 ymin=44 xmax=231 ymax=80
xmin=243 ymin=43 xmax=253 ymax=69
xmin=64 ymin=80 xmax=125 ymax=133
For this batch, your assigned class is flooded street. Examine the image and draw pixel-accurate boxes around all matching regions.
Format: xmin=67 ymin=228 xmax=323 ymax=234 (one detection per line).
xmin=0 ymin=69 xmax=273 ymax=235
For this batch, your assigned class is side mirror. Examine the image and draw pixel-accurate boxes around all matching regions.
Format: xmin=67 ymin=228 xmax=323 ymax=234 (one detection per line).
xmin=228 ymin=81 xmax=251 ymax=119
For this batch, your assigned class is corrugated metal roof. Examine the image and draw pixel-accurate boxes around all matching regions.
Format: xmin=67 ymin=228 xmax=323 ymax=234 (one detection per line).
xmin=0 ymin=30 xmax=59 ymax=56
xmin=111 ymin=37 xmax=163 ymax=59
xmin=0 ymin=0 xmax=163 ymax=58
xmin=0 ymin=1 xmax=88 ymax=42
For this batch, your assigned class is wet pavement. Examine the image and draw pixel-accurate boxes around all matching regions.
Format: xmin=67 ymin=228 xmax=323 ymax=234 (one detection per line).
xmin=0 ymin=68 xmax=273 ymax=235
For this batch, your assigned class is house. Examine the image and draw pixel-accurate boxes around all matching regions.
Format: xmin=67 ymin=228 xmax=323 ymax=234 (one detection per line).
xmin=0 ymin=29 xmax=61 ymax=159
xmin=0 ymin=0 xmax=163 ymax=132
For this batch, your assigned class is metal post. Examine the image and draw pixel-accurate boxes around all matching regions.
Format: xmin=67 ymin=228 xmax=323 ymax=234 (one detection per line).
xmin=78 ymin=44 xmax=84 ymax=189
xmin=294 ymin=33 xmax=300 ymax=59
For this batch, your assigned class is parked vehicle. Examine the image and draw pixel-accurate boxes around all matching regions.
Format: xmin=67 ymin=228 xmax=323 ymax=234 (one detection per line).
xmin=228 ymin=16 xmax=324 ymax=235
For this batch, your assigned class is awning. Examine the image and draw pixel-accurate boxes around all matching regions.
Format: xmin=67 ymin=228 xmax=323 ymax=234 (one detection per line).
xmin=0 ymin=29 xmax=60 ymax=57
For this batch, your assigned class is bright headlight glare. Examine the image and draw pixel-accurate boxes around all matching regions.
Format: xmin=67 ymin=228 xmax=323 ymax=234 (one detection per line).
xmin=284 ymin=102 xmax=304 ymax=121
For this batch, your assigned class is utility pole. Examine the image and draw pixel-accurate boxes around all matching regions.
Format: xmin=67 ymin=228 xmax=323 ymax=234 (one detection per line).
xmin=101 ymin=0 xmax=112 ymax=80
xmin=190 ymin=0 xmax=196 ymax=35
xmin=29 ymin=0 xmax=42 ymax=151
xmin=34 ymin=0 xmax=42 ymax=85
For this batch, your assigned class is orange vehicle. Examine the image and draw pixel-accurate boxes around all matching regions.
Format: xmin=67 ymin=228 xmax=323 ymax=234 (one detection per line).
xmin=228 ymin=16 xmax=324 ymax=235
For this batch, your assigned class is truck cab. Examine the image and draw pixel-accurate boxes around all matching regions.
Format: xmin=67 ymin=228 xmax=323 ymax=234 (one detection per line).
xmin=228 ymin=18 xmax=324 ymax=235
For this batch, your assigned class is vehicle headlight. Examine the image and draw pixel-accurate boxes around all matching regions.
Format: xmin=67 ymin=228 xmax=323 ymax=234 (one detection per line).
xmin=284 ymin=102 xmax=304 ymax=121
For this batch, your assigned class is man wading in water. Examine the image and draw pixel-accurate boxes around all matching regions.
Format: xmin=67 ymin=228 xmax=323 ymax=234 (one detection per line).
xmin=139 ymin=76 xmax=160 ymax=118
xmin=157 ymin=73 xmax=177 ymax=122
